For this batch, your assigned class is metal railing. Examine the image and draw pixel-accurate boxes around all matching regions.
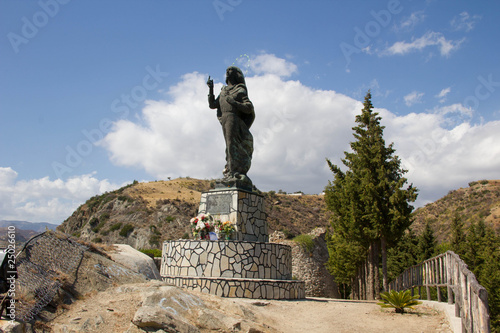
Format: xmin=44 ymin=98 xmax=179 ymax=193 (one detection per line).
xmin=389 ymin=251 xmax=490 ymax=333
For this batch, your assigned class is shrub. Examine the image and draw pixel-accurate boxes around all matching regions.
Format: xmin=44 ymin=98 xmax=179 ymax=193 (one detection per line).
xmin=149 ymin=234 xmax=161 ymax=247
xmin=92 ymin=219 xmax=107 ymax=233
xmin=117 ymin=195 xmax=134 ymax=203
xmin=140 ymin=248 xmax=162 ymax=257
xmin=293 ymin=234 xmax=315 ymax=252
xmin=165 ymin=215 xmax=175 ymax=223
xmin=89 ymin=217 xmax=99 ymax=226
xmin=119 ymin=224 xmax=134 ymax=237
xmin=377 ymin=290 xmax=422 ymax=313
xmin=282 ymin=228 xmax=295 ymax=239
xmin=92 ymin=237 xmax=102 ymax=243
xmin=110 ymin=222 xmax=122 ymax=231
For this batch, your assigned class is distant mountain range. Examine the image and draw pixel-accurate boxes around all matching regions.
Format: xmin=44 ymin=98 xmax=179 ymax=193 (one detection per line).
xmin=0 ymin=220 xmax=58 ymax=232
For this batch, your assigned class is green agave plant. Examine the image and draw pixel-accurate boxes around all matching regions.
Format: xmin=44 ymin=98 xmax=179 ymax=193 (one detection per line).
xmin=377 ymin=290 xmax=422 ymax=314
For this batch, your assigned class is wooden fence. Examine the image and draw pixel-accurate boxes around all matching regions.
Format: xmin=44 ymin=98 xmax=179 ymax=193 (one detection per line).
xmin=389 ymin=251 xmax=490 ymax=333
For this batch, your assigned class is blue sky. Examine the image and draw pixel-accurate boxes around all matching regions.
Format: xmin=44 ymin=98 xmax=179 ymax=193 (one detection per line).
xmin=1 ymin=0 xmax=499 ymax=224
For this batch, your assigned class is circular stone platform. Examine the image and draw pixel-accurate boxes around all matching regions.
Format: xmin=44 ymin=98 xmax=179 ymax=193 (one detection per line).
xmin=161 ymin=240 xmax=305 ymax=300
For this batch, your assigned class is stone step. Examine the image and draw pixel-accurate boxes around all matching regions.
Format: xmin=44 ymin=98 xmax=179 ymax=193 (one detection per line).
xmin=162 ymin=275 xmax=305 ymax=300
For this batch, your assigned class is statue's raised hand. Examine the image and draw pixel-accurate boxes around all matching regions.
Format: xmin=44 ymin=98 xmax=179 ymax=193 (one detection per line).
xmin=207 ymin=76 xmax=214 ymax=89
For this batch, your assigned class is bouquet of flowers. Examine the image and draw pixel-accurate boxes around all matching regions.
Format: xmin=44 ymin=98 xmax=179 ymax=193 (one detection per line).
xmin=190 ymin=213 xmax=217 ymax=240
xmin=218 ymin=221 xmax=235 ymax=240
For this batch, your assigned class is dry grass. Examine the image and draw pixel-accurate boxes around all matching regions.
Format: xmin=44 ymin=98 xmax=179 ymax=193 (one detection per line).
xmin=122 ymin=178 xmax=209 ymax=207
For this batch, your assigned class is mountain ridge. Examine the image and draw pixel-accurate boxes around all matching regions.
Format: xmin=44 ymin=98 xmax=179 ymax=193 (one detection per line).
xmin=0 ymin=220 xmax=58 ymax=232
xmin=56 ymin=178 xmax=500 ymax=249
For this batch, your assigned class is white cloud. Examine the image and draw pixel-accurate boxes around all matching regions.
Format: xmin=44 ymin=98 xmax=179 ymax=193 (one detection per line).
xmin=430 ymin=103 xmax=473 ymax=128
xmin=396 ymin=11 xmax=425 ymax=31
xmin=384 ymin=116 xmax=500 ymax=206
xmin=451 ymin=12 xmax=481 ymax=32
xmin=0 ymin=168 xmax=121 ymax=224
xmin=384 ymin=31 xmax=464 ymax=57
xmin=436 ymin=87 xmax=451 ymax=103
xmin=404 ymin=91 xmax=424 ymax=106
xmin=249 ymin=53 xmax=298 ymax=77
xmin=101 ymin=55 xmax=500 ymax=210
xmin=432 ymin=103 xmax=472 ymax=118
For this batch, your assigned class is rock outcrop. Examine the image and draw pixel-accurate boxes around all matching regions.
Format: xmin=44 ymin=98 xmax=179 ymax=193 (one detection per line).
xmin=49 ymin=281 xmax=279 ymax=333
xmin=108 ymin=244 xmax=161 ymax=280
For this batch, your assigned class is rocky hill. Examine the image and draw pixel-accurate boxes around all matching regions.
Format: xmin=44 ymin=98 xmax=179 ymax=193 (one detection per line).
xmin=57 ymin=177 xmax=500 ymax=249
xmin=57 ymin=178 xmax=330 ymax=250
xmin=411 ymin=179 xmax=500 ymax=242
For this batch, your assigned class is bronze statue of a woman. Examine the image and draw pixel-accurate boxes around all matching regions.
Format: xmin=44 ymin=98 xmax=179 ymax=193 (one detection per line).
xmin=207 ymin=66 xmax=255 ymax=190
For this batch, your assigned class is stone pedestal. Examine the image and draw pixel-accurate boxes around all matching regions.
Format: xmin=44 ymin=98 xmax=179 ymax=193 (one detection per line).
xmin=160 ymin=187 xmax=305 ymax=300
xmin=161 ymin=240 xmax=305 ymax=299
xmin=198 ymin=189 xmax=268 ymax=242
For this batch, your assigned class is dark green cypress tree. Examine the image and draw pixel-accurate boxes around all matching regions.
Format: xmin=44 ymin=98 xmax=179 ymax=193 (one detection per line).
xmin=325 ymin=91 xmax=418 ymax=299
xmin=450 ymin=213 xmax=467 ymax=257
xmin=417 ymin=219 xmax=437 ymax=262
xmin=463 ymin=220 xmax=487 ymax=275
xmin=387 ymin=229 xmax=419 ymax=282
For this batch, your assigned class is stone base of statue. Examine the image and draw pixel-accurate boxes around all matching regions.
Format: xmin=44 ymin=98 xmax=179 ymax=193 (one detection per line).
xmin=160 ymin=186 xmax=305 ymax=300
xmin=199 ymin=188 xmax=268 ymax=242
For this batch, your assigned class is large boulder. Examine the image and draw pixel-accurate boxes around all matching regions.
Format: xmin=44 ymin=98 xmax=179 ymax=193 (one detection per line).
xmin=49 ymin=280 xmax=278 ymax=333
xmin=108 ymin=244 xmax=161 ymax=280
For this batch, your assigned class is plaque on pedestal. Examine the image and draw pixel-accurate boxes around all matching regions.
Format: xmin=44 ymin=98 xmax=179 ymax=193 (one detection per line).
xmin=198 ymin=188 xmax=268 ymax=242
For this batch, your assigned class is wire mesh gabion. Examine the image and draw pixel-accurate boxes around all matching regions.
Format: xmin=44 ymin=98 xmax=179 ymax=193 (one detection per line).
xmin=13 ymin=231 xmax=87 ymax=322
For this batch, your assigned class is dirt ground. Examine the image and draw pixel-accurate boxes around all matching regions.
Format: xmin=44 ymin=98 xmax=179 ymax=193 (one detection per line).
xmin=44 ymin=282 xmax=453 ymax=333
xmin=246 ymin=297 xmax=453 ymax=333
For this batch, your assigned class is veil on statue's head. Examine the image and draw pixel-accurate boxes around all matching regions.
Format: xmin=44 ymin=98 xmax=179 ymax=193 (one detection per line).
xmin=225 ymin=66 xmax=246 ymax=86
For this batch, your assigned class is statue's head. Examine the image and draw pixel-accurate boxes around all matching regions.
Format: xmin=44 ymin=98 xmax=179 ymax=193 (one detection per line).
xmin=225 ymin=66 xmax=246 ymax=85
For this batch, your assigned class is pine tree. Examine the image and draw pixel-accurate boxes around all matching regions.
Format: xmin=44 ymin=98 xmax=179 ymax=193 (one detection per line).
xmin=325 ymin=91 xmax=417 ymax=299
xmin=464 ymin=220 xmax=487 ymax=276
xmin=417 ymin=219 xmax=436 ymax=262
xmin=450 ymin=213 xmax=467 ymax=257
xmin=387 ymin=229 xmax=419 ymax=282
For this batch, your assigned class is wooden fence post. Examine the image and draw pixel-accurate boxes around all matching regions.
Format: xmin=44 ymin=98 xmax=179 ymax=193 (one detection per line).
xmin=447 ymin=253 xmax=454 ymax=305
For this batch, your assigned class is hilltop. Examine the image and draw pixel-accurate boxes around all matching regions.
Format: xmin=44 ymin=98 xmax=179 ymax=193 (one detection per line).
xmin=57 ymin=178 xmax=330 ymax=249
xmin=411 ymin=180 xmax=500 ymax=242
